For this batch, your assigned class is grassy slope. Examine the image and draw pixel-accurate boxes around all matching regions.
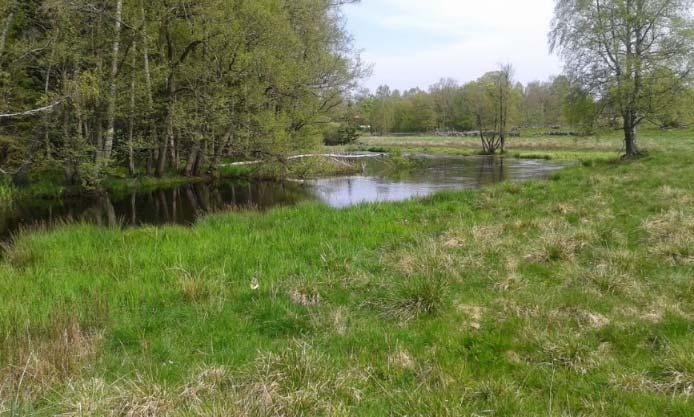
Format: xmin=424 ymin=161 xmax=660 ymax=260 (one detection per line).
xmin=1 ymin=133 xmax=693 ymax=416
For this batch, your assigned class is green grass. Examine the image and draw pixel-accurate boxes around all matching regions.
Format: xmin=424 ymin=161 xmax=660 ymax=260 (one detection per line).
xmin=0 ymin=181 xmax=13 ymax=210
xmin=1 ymin=132 xmax=693 ymax=416
xmin=355 ymin=128 xmax=694 ymax=160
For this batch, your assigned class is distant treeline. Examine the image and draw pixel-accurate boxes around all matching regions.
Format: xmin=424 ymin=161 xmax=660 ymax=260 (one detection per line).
xmin=354 ymin=74 xmax=694 ymax=136
xmin=0 ymin=0 xmax=362 ymax=184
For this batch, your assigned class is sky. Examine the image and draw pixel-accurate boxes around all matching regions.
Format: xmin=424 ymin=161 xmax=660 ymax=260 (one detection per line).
xmin=342 ymin=0 xmax=564 ymax=92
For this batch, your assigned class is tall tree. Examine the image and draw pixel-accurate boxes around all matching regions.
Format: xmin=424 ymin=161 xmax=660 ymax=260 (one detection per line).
xmin=550 ymin=0 xmax=694 ymax=157
xmin=101 ymin=0 xmax=123 ymax=166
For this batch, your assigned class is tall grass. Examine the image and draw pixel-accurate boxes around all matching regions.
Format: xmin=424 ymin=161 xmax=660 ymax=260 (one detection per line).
xmin=0 ymin=180 xmax=14 ymax=209
xmin=1 ymin=132 xmax=693 ymax=416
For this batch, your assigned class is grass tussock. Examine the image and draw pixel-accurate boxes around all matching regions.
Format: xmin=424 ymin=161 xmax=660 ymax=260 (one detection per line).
xmin=642 ymin=208 xmax=694 ymax=265
xmin=0 ymin=314 xmax=102 ymax=409
xmin=525 ymin=219 xmax=595 ymax=263
xmin=375 ymin=274 xmax=449 ymax=323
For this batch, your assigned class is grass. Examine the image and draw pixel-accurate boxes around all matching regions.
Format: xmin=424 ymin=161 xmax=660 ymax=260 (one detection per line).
xmin=0 ymin=181 xmax=13 ymax=210
xmin=0 ymin=130 xmax=693 ymax=416
xmin=352 ymin=128 xmax=694 ymax=161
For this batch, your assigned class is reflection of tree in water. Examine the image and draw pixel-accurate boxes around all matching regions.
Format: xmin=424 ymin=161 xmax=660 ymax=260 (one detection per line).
xmin=80 ymin=194 xmax=118 ymax=227
xmin=476 ymin=156 xmax=507 ymax=185
xmin=91 ymin=181 xmax=315 ymax=227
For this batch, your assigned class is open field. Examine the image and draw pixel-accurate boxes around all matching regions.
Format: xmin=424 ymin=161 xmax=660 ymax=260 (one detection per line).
xmin=350 ymin=129 xmax=694 ymax=162
xmin=1 ymin=132 xmax=693 ymax=416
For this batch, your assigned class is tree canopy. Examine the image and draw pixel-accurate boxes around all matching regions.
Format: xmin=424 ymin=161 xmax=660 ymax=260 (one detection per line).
xmin=550 ymin=0 xmax=694 ymax=156
xmin=0 ymin=0 xmax=363 ymax=182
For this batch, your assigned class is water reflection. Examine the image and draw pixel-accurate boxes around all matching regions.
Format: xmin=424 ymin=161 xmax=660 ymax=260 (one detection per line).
xmin=0 ymin=156 xmax=567 ymax=239
xmin=0 ymin=181 xmax=310 ymax=239
xmin=310 ymin=156 xmax=565 ymax=208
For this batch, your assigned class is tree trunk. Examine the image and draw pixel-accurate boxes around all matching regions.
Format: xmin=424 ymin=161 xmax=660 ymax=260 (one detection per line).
xmin=194 ymin=139 xmax=207 ymax=176
xmin=0 ymin=5 xmax=15 ymax=64
xmin=128 ymin=40 xmax=137 ymax=176
xmin=43 ymin=37 xmax=57 ymax=159
xmin=184 ymin=139 xmax=200 ymax=177
xmin=623 ymin=111 xmax=640 ymax=158
xmin=141 ymin=3 xmax=153 ymax=107
xmin=212 ymin=126 xmax=234 ymax=169
xmin=157 ymin=74 xmax=175 ymax=177
xmin=102 ymin=0 xmax=123 ymax=166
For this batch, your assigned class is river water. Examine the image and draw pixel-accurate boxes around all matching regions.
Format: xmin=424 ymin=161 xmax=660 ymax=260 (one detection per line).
xmin=0 ymin=155 xmax=567 ymax=239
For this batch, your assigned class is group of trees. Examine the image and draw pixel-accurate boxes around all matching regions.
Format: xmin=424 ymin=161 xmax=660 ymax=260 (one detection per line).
xmin=357 ymin=69 xmax=612 ymax=138
xmin=0 ymin=0 xmax=362 ymax=183
xmin=357 ymin=65 xmax=692 ymax=142
xmin=356 ymin=71 xmax=600 ymax=138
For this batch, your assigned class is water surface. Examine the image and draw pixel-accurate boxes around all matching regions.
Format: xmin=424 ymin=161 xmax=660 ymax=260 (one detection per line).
xmin=1 ymin=155 xmax=567 ymax=239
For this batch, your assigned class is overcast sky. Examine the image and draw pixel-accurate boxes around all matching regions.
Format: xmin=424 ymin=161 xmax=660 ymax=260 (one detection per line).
xmin=343 ymin=0 xmax=564 ymax=92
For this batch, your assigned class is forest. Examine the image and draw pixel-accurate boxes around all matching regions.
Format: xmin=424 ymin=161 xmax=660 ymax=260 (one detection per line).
xmin=0 ymin=0 xmax=362 ymax=184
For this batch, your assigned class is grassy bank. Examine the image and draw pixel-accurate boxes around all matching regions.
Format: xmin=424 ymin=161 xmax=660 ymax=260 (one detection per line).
xmin=1 ymin=134 xmax=693 ymax=416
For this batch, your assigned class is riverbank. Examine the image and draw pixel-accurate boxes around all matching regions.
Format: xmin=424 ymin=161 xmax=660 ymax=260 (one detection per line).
xmin=0 ymin=155 xmax=364 ymax=211
xmin=1 ymin=132 xmax=692 ymax=416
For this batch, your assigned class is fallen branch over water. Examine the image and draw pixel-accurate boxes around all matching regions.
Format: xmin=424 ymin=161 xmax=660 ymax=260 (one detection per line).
xmin=220 ymin=153 xmax=387 ymax=167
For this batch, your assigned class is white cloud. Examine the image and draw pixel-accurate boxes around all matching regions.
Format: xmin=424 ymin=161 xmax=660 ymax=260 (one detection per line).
xmin=344 ymin=0 xmax=563 ymax=91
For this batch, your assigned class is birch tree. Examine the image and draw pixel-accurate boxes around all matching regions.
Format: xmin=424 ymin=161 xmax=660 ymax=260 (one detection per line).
xmin=550 ymin=0 xmax=694 ymax=157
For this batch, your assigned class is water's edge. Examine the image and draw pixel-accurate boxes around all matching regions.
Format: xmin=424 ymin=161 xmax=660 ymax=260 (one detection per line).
xmin=1 ymin=156 xmax=568 ymax=240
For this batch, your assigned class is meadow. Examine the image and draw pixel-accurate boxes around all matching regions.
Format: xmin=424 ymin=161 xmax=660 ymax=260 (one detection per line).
xmin=0 ymin=131 xmax=692 ymax=416
xmin=350 ymin=129 xmax=694 ymax=162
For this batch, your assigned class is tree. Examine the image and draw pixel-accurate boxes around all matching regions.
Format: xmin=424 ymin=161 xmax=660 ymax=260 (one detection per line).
xmin=369 ymin=85 xmax=395 ymax=135
xmin=550 ymin=0 xmax=694 ymax=157
xmin=429 ymin=78 xmax=459 ymax=130
xmin=462 ymin=65 xmax=518 ymax=154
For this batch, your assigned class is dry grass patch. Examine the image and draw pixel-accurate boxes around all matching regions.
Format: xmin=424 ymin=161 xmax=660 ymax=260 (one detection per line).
xmin=642 ymin=209 xmax=694 ymax=265
xmin=386 ymin=238 xmax=462 ymax=278
xmin=657 ymin=185 xmax=693 ymax=205
xmin=233 ymin=342 xmax=365 ymax=417
xmin=388 ymin=348 xmax=417 ymax=372
xmin=534 ymin=333 xmax=612 ymax=374
xmin=289 ymin=288 xmax=321 ymax=307
xmin=0 ymin=315 xmax=103 ymax=407
xmin=615 ymin=345 xmax=694 ymax=398
xmin=58 ymin=377 xmax=174 ymax=417
xmin=525 ymin=219 xmax=595 ymax=263
xmin=568 ymin=250 xmax=645 ymax=298
xmin=455 ymin=303 xmax=487 ymax=331
xmin=53 ymin=343 xmax=367 ymax=417
xmin=493 ymin=257 xmax=525 ymax=292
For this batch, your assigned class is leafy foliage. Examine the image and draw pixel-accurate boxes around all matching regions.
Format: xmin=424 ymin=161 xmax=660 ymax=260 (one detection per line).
xmin=0 ymin=0 xmax=363 ymax=181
